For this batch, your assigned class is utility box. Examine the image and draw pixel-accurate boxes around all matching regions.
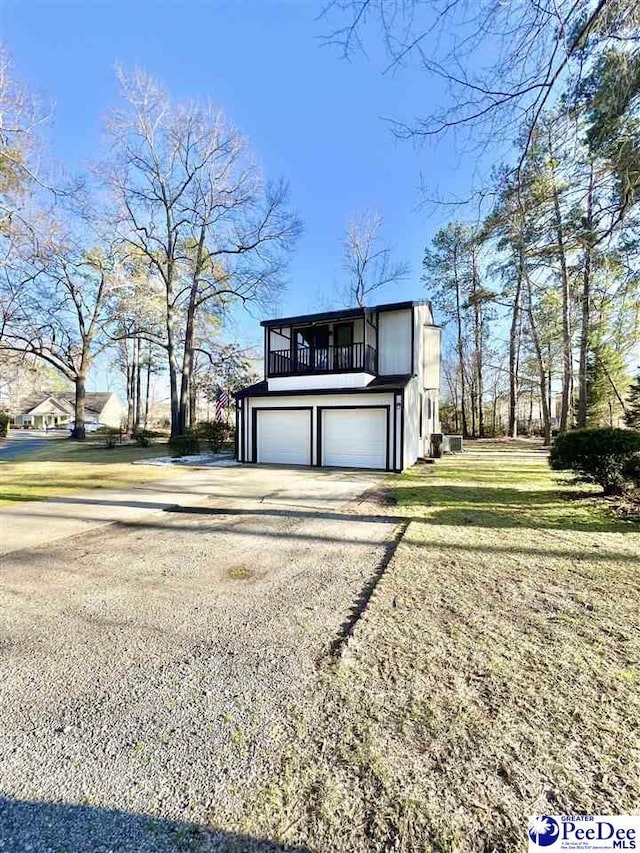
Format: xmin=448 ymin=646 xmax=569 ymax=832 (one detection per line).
xmin=431 ymin=433 xmax=443 ymax=458
xmin=443 ymin=434 xmax=463 ymax=453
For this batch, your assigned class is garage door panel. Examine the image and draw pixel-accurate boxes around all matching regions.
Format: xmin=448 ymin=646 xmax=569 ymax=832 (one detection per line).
xmin=256 ymin=409 xmax=311 ymax=465
xmin=321 ymin=408 xmax=388 ymax=470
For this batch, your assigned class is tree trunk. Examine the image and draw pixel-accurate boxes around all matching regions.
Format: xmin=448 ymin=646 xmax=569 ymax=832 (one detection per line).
xmin=547 ymin=343 xmax=553 ymax=431
xmin=167 ymin=311 xmax=180 ymax=439
xmin=526 ymin=282 xmax=551 ymax=445
xmin=134 ymin=335 xmax=142 ymax=433
xmin=178 ymin=227 xmax=206 ymax=436
xmin=577 ymin=164 xmax=594 ymax=428
xmin=453 ymin=250 xmax=469 ymax=438
xmin=508 ymin=248 xmax=524 ymax=438
xmin=550 ymin=161 xmax=572 ymax=432
xmin=470 ymin=384 xmax=477 ymax=438
xmin=71 ymin=371 xmax=87 ymax=441
xmin=125 ymin=339 xmax=134 ymax=433
xmin=471 ymin=247 xmax=485 ymax=438
xmin=144 ymin=344 xmax=152 ymax=430
xmin=189 ymin=377 xmax=197 ymax=427
xmin=178 ymin=301 xmax=197 ymax=435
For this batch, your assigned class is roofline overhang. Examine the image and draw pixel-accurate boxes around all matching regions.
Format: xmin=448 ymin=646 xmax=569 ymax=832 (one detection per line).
xmin=260 ymin=299 xmax=431 ymax=329
xmin=234 ymin=376 xmax=412 ymax=400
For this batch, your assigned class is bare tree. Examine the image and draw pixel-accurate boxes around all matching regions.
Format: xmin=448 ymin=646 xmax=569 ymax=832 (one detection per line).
xmin=102 ymin=69 xmax=300 ymax=438
xmin=0 ymin=46 xmax=44 ymax=231
xmin=1 ymin=208 xmax=118 ymax=439
xmin=322 ymin=0 xmax=637 ymax=166
xmin=343 ymin=210 xmax=408 ymax=307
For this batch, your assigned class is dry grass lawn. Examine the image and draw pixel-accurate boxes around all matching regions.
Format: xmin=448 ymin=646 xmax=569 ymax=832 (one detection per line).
xmin=213 ymin=441 xmax=640 ymax=852
xmin=0 ymin=439 xmax=181 ymax=504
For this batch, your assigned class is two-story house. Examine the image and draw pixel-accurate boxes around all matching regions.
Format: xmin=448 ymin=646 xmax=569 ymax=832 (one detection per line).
xmin=235 ymin=299 xmax=441 ymax=472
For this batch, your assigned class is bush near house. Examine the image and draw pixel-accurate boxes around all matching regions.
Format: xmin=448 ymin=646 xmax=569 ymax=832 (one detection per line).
xmin=168 ymin=428 xmax=200 ymax=458
xmin=198 ymin=420 xmax=234 ymax=453
xmin=101 ymin=427 xmax=122 ymax=449
xmin=622 ymin=453 xmax=640 ymax=489
xmin=549 ymin=427 xmax=640 ymax=494
xmin=132 ymin=429 xmax=152 ymax=448
xmin=0 ymin=411 xmax=9 ymax=437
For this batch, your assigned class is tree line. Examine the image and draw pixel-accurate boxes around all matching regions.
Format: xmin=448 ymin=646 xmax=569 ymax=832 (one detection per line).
xmin=422 ymin=63 xmax=640 ymax=441
xmin=325 ymin=0 xmax=640 ymax=442
xmin=0 ymin=58 xmax=300 ymax=439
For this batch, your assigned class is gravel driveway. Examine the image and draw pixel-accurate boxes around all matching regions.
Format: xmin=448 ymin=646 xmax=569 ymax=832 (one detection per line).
xmin=0 ymin=467 xmax=395 ymax=852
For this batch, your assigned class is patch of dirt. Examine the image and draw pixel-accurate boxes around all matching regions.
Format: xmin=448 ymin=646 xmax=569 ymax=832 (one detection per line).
xmin=358 ymin=485 xmax=398 ymax=507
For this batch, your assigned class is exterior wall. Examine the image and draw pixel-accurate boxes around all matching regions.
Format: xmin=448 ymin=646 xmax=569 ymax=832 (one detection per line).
xmin=422 ymin=324 xmax=441 ymax=391
xmin=403 ymin=377 xmax=421 ymax=467
xmin=99 ymin=394 xmax=126 ymax=428
xmin=352 ymin=317 xmax=365 ymax=344
xmin=378 ymin=309 xmax=412 ymax=375
xmin=269 ymin=327 xmax=291 ymax=351
xmin=15 ymin=398 xmax=71 ymax=428
xmin=267 ymin=319 xmax=369 ymax=385
xmin=268 ymin=373 xmax=372 ymax=392
xmin=239 ymin=391 xmax=401 ymax=470
xmin=248 ymin=302 xmax=442 ymax=468
xmin=15 ymin=413 xmax=71 ymax=428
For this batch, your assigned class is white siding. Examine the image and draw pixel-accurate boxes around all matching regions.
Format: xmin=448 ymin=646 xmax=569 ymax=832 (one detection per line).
xmin=351 ymin=317 xmax=365 ymax=344
xmin=403 ymin=377 xmax=421 ymax=467
xmin=268 ymin=373 xmax=372 ymax=392
xmin=269 ymin=328 xmax=291 ymax=350
xmin=100 ymin=394 xmax=126 ymax=428
xmin=422 ymin=325 xmax=441 ymax=390
xmin=244 ymin=392 xmax=396 ymax=469
xmin=378 ymin=309 xmax=412 ymax=375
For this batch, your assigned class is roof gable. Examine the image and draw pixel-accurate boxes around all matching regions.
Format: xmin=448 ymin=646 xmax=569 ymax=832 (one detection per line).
xmin=18 ymin=392 xmax=114 ymax=417
xmin=25 ymin=396 xmax=73 ymax=416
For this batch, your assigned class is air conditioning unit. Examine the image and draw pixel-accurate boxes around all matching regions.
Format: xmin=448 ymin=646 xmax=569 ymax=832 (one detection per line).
xmin=443 ymin=434 xmax=463 ymax=453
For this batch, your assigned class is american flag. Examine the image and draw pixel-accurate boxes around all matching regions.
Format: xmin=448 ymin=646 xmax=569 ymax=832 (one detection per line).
xmin=215 ymin=388 xmax=229 ymax=421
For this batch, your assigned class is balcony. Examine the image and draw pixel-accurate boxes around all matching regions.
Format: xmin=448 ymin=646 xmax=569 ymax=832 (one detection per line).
xmin=269 ymin=343 xmax=377 ymax=377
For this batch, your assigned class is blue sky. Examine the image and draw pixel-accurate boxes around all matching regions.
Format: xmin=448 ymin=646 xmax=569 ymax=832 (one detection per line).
xmin=2 ymin=0 xmax=499 ymax=388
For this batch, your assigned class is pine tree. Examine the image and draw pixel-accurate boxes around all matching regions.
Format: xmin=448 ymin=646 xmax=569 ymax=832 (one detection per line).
xmin=624 ymin=370 xmax=640 ymax=428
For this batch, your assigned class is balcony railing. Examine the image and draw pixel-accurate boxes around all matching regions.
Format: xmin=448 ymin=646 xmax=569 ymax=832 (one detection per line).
xmin=269 ymin=343 xmax=377 ymax=376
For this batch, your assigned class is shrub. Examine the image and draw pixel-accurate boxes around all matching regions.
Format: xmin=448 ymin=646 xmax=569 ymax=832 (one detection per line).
xmin=622 ymin=452 xmax=640 ymax=489
xmin=168 ymin=428 xmax=200 ymax=458
xmin=133 ymin=430 xmax=152 ymax=448
xmin=0 ymin=411 xmax=9 ymax=438
xmin=198 ymin=420 xmax=234 ymax=453
xmin=549 ymin=427 xmax=640 ymax=495
xmin=102 ymin=427 xmax=121 ymax=449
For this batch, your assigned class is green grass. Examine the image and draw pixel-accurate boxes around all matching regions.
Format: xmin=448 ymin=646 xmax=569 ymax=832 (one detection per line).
xmin=396 ymin=449 xmax=624 ymax=533
xmin=0 ymin=439 xmax=182 ymax=504
xmin=211 ymin=442 xmax=640 ymax=852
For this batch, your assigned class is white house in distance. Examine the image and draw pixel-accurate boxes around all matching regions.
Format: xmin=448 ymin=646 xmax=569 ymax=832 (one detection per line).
xmin=13 ymin=392 xmax=125 ymax=431
xmin=235 ymin=299 xmax=441 ymax=472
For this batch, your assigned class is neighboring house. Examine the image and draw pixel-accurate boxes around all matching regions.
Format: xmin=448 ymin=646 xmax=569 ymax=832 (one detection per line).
xmin=13 ymin=392 xmax=125 ymax=430
xmin=235 ymin=300 xmax=441 ymax=471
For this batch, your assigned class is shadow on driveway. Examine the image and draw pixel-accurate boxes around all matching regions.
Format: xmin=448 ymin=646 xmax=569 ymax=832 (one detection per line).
xmin=0 ymin=796 xmax=307 ymax=852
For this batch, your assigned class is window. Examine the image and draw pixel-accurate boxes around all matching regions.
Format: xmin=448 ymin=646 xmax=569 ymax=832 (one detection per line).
xmin=334 ymin=323 xmax=353 ymax=369
xmin=293 ymin=325 xmax=329 ymax=370
xmin=419 ymin=393 xmax=423 ymax=437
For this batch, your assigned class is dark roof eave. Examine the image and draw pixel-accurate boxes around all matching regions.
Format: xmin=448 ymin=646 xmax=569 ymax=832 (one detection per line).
xmin=260 ymin=300 xmax=431 ymax=328
xmin=233 ymin=375 xmax=412 ymax=400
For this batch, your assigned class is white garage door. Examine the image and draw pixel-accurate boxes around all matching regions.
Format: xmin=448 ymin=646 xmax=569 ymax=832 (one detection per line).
xmin=256 ymin=409 xmax=311 ymax=465
xmin=321 ymin=408 xmax=388 ymax=470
